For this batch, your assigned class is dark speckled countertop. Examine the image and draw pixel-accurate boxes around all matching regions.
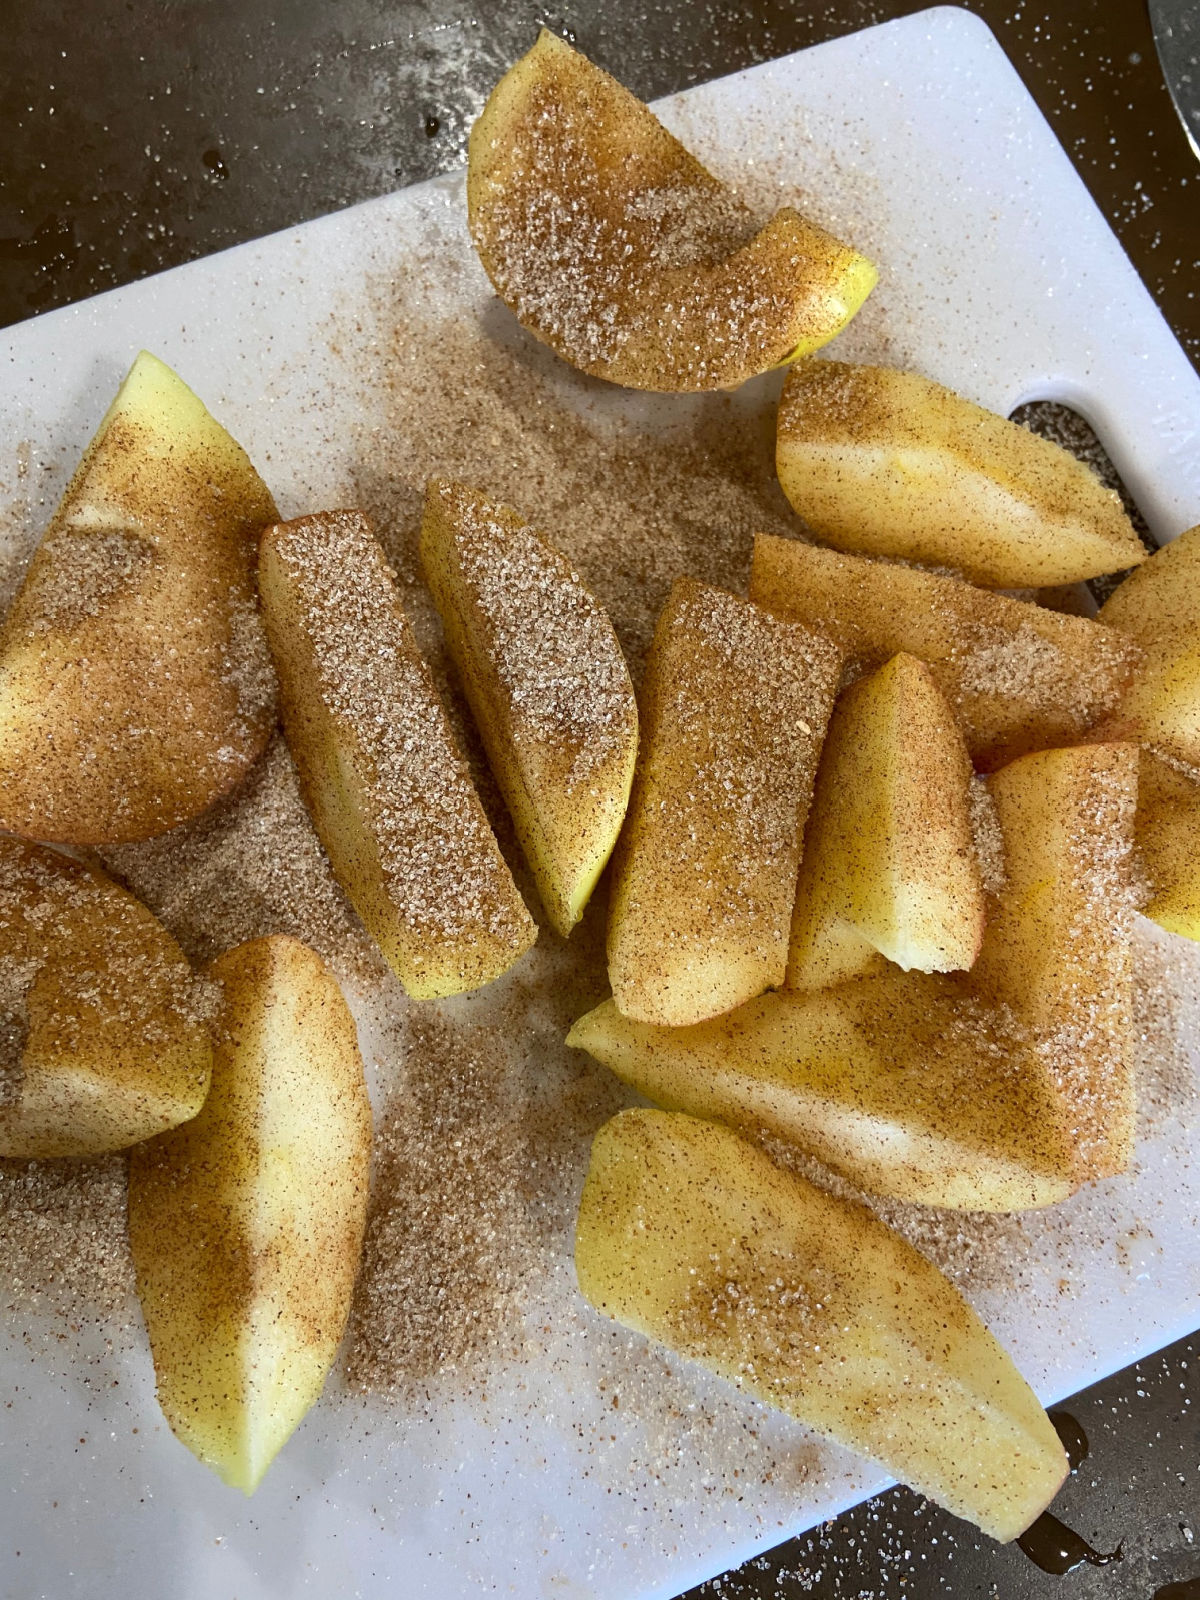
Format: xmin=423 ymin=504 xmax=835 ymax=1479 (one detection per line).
xmin=2 ymin=3 xmax=1198 ymax=1597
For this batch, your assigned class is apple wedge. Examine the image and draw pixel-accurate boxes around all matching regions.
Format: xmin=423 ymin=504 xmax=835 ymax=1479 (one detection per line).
xmin=607 ymin=578 xmax=840 ymax=1026
xmin=750 ymin=534 xmax=1140 ymax=770
xmin=568 ymin=978 xmax=1077 ymax=1211
xmin=128 ymin=934 xmax=372 ymax=1494
xmin=1137 ymin=750 xmax=1200 ymax=941
xmin=259 ymin=510 xmax=536 ymax=998
xmin=419 ymin=480 xmax=638 ymax=936
xmin=576 ymin=1110 xmax=1069 ymax=1540
xmin=788 ymin=652 xmax=984 ymax=992
xmin=0 ymin=351 xmax=278 ymax=845
xmin=1098 ymin=522 xmax=1200 ymax=765
xmin=0 ymin=838 xmax=211 ymax=1158
xmin=972 ymin=742 xmax=1138 ymax=1181
xmin=468 ymin=31 xmax=876 ymax=392
xmin=776 ymin=360 xmax=1145 ymax=588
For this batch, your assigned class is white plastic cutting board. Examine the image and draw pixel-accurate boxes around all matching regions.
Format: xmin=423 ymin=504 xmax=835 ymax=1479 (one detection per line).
xmin=2 ymin=8 xmax=1200 ymax=1599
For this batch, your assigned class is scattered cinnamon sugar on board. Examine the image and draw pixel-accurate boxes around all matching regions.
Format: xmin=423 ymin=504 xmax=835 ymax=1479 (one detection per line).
xmin=101 ymin=734 xmax=384 ymax=990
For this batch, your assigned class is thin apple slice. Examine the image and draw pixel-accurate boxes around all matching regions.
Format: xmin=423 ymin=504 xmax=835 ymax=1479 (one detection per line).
xmin=607 ymin=578 xmax=840 ymax=1026
xmin=1098 ymin=522 xmax=1200 ymax=765
xmin=419 ymin=480 xmax=638 ymax=936
xmin=789 ymin=652 xmax=984 ymax=992
xmin=776 ymin=360 xmax=1145 ymax=587
xmin=750 ymin=534 xmax=1140 ymax=770
xmin=0 ymin=838 xmax=211 ymax=1158
xmin=576 ymin=1109 xmax=1069 ymax=1540
xmin=259 ymin=510 xmax=536 ymax=998
xmin=972 ymin=742 xmax=1138 ymax=1181
xmin=568 ymin=978 xmax=1077 ymax=1211
xmin=1137 ymin=750 xmax=1200 ymax=941
xmin=128 ymin=934 xmax=372 ymax=1494
xmin=0 ymin=351 xmax=278 ymax=845
xmin=468 ymin=31 xmax=876 ymax=392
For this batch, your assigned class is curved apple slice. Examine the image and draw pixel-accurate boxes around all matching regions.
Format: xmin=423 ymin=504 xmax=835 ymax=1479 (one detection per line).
xmin=259 ymin=509 xmax=536 ymax=998
xmin=468 ymin=31 xmax=876 ymax=392
xmin=607 ymin=578 xmax=841 ymax=1026
xmin=419 ymin=480 xmax=637 ymax=936
xmin=0 ymin=351 xmax=278 ymax=844
xmin=1138 ymin=750 xmax=1200 ymax=941
xmin=568 ymin=980 xmax=1077 ymax=1212
xmin=775 ymin=361 xmax=1146 ymax=587
xmin=575 ymin=1110 xmax=1069 ymax=1540
xmin=789 ymin=652 xmax=985 ymax=992
xmin=1098 ymin=522 xmax=1200 ymax=765
xmin=128 ymin=935 xmax=372 ymax=1494
xmin=0 ymin=837 xmax=211 ymax=1157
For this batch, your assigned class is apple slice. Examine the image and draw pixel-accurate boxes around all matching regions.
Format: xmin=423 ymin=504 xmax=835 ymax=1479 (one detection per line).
xmin=1137 ymin=750 xmax=1200 ymax=941
xmin=576 ymin=1109 xmax=1069 ymax=1539
xmin=568 ymin=977 xmax=1077 ymax=1211
xmin=776 ymin=360 xmax=1145 ymax=588
xmin=607 ymin=578 xmax=840 ymax=1026
xmin=750 ymin=534 xmax=1140 ymax=770
xmin=0 ymin=838 xmax=211 ymax=1158
xmin=0 ymin=351 xmax=278 ymax=845
xmin=468 ymin=31 xmax=876 ymax=392
xmin=788 ymin=652 xmax=984 ymax=992
xmin=972 ymin=742 xmax=1138 ymax=1181
xmin=128 ymin=934 xmax=372 ymax=1494
xmin=419 ymin=480 xmax=638 ymax=936
xmin=1098 ymin=522 xmax=1200 ymax=765
xmin=259 ymin=510 xmax=536 ymax=998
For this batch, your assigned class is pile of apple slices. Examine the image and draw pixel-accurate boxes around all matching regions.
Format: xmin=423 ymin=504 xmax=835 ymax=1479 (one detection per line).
xmin=460 ymin=43 xmax=1200 ymax=1538
xmin=3 ymin=26 xmax=1199 ymax=1540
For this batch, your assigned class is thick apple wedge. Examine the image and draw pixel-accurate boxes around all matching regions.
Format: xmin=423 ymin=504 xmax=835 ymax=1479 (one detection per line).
xmin=259 ymin=510 xmax=536 ymax=998
xmin=576 ymin=1110 xmax=1068 ymax=1539
xmin=0 ymin=838 xmax=211 ymax=1158
xmin=128 ymin=935 xmax=372 ymax=1494
xmin=419 ymin=480 xmax=638 ymax=936
xmin=568 ymin=979 xmax=1077 ymax=1211
xmin=607 ymin=578 xmax=840 ymax=1026
xmin=0 ymin=351 xmax=277 ymax=845
xmin=1098 ymin=522 xmax=1200 ymax=764
xmin=468 ymin=31 xmax=876 ymax=392
xmin=972 ymin=742 xmax=1138 ymax=1181
xmin=750 ymin=534 xmax=1140 ymax=769
xmin=789 ymin=652 xmax=984 ymax=992
xmin=776 ymin=361 xmax=1145 ymax=587
xmin=1137 ymin=750 xmax=1200 ymax=941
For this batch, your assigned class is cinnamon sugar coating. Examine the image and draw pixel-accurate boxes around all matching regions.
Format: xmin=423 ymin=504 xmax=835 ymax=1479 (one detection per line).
xmin=608 ymin=578 xmax=841 ymax=1025
xmin=750 ymin=534 xmax=1140 ymax=770
xmin=468 ymin=31 xmax=874 ymax=391
xmin=259 ymin=508 xmax=536 ymax=998
xmin=420 ymin=479 xmax=637 ymax=935
xmin=0 ymin=352 xmax=277 ymax=845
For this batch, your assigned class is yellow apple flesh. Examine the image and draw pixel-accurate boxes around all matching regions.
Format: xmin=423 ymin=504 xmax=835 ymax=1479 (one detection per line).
xmin=259 ymin=509 xmax=536 ymax=998
xmin=0 ymin=351 xmax=277 ymax=844
xmin=0 ymin=837 xmax=211 ymax=1158
xmin=750 ymin=534 xmax=1140 ymax=770
xmin=419 ymin=479 xmax=638 ymax=936
xmin=576 ymin=1110 xmax=1069 ymax=1540
xmin=776 ymin=361 xmax=1145 ymax=588
xmin=789 ymin=651 xmax=984 ymax=992
xmin=128 ymin=934 xmax=372 ymax=1494
xmin=607 ymin=577 xmax=840 ymax=1025
xmin=1098 ymin=522 xmax=1200 ymax=765
xmin=468 ymin=31 xmax=876 ymax=392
